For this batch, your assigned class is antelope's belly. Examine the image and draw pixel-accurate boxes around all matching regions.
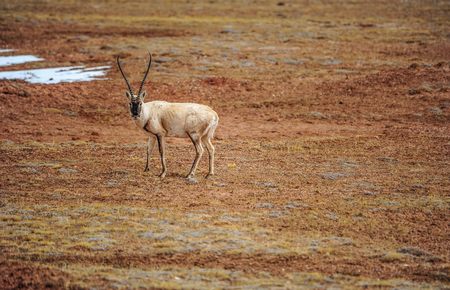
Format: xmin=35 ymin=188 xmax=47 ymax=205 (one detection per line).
xmin=165 ymin=124 xmax=188 ymax=137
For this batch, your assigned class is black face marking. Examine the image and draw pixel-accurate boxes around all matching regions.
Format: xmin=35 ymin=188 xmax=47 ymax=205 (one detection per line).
xmin=130 ymin=100 xmax=141 ymax=118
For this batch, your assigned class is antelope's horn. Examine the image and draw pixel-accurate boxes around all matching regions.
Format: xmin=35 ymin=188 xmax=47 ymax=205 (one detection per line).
xmin=116 ymin=56 xmax=134 ymax=95
xmin=137 ymin=52 xmax=152 ymax=97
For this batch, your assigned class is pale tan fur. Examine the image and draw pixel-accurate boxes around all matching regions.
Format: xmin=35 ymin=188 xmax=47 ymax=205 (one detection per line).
xmin=118 ymin=53 xmax=218 ymax=180
xmin=130 ymin=95 xmax=219 ymax=180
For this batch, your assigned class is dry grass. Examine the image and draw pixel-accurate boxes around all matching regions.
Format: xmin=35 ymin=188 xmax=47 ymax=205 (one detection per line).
xmin=0 ymin=0 xmax=449 ymax=288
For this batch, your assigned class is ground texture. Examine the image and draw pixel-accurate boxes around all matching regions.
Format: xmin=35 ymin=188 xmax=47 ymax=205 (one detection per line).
xmin=0 ymin=0 xmax=449 ymax=289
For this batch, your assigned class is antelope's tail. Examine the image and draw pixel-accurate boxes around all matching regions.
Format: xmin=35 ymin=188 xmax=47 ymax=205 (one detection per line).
xmin=206 ymin=113 xmax=219 ymax=140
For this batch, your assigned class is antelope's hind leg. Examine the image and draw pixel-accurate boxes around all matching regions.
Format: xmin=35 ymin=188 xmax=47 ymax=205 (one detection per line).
xmin=202 ymin=136 xmax=215 ymax=178
xmin=187 ymin=133 xmax=204 ymax=179
xmin=144 ymin=135 xmax=156 ymax=172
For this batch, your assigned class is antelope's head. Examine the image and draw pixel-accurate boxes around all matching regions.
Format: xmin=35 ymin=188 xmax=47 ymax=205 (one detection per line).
xmin=117 ymin=53 xmax=152 ymax=120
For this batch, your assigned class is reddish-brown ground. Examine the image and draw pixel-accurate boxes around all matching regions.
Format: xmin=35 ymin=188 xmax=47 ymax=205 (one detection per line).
xmin=0 ymin=1 xmax=449 ymax=289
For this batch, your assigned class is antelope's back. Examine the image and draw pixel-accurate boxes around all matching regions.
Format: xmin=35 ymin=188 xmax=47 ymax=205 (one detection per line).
xmin=155 ymin=101 xmax=218 ymax=137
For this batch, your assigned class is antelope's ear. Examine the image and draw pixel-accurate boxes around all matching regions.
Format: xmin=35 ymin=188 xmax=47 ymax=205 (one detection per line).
xmin=140 ymin=91 xmax=147 ymax=100
xmin=125 ymin=91 xmax=132 ymax=99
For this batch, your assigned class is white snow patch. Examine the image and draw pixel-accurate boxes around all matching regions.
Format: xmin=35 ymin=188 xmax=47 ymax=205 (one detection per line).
xmin=0 ymin=66 xmax=110 ymax=84
xmin=0 ymin=55 xmax=44 ymax=67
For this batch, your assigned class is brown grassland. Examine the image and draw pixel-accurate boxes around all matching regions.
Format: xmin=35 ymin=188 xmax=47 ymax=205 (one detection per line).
xmin=0 ymin=0 xmax=449 ymax=289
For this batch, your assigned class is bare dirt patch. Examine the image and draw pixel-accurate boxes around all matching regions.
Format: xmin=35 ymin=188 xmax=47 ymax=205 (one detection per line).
xmin=0 ymin=0 xmax=449 ymax=289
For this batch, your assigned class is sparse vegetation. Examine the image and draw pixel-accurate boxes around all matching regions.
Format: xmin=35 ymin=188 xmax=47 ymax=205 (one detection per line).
xmin=1 ymin=0 xmax=449 ymax=288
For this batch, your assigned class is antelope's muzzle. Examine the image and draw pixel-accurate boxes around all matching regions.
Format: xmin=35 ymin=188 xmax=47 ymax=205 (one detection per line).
xmin=130 ymin=102 xmax=141 ymax=118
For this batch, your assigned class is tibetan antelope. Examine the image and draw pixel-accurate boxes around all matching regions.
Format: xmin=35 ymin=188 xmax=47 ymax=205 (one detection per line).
xmin=117 ymin=53 xmax=219 ymax=180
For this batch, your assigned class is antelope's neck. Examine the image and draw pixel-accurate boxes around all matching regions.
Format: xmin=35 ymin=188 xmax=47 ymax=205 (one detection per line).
xmin=134 ymin=115 xmax=146 ymax=128
xmin=134 ymin=105 xmax=150 ymax=130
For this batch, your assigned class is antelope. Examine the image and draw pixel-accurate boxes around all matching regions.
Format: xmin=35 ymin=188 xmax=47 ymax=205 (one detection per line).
xmin=117 ymin=53 xmax=219 ymax=181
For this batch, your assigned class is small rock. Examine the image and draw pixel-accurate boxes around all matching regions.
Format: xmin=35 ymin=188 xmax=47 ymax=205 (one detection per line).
xmin=256 ymin=181 xmax=277 ymax=188
xmin=408 ymin=88 xmax=420 ymax=95
xmin=429 ymin=107 xmax=443 ymax=116
xmin=255 ymin=202 xmax=274 ymax=209
xmin=106 ymin=180 xmax=118 ymax=187
xmin=58 ymin=167 xmax=78 ymax=174
xmin=352 ymin=214 xmax=365 ymax=221
xmin=363 ymin=190 xmax=377 ymax=196
xmin=51 ymin=192 xmax=62 ymax=199
xmin=24 ymin=167 xmax=40 ymax=174
xmin=325 ymin=212 xmax=338 ymax=221
xmin=268 ymin=210 xmax=285 ymax=218
xmin=241 ymin=60 xmax=255 ymax=67
xmin=321 ymin=58 xmax=342 ymax=65
xmin=63 ymin=110 xmax=78 ymax=117
xmin=220 ymin=27 xmax=238 ymax=34
xmin=140 ymin=231 xmax=154 ymax=238
xmin=284 ymin=202 xmax=300 ymax=209
xmin=310 ymin=111 xmax=327 ymax=119
xmin=369 ymin=207 xmax=383 ymax=212
xmin=320 ymin=172 xmax=346 ymax=180
xmin=411 ymin=184 xmax=426 ymax=192
xmin=154 ymin=57 xmax=174 ymax=63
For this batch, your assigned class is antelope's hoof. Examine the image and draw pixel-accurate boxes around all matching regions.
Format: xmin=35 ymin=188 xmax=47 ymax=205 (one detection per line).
xmin=186 ymin=176 xmax=198 ymax=184
xmin=159 ymin=172 xmax=167 ymax=178
xmin=144 ymin=167 xmax=149 ymax=172
xmin=205 ymin=173 xmax=214 ymax=179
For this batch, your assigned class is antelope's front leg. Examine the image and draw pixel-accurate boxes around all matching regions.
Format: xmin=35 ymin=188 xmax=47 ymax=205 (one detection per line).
xmin=144 ymin=135 xmax=156 ymax=172
xmin=156 ymin=134 xmax=167 ymax=178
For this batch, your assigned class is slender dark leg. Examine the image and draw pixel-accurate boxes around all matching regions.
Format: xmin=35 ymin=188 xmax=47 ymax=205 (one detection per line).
xmin=156 ymin=135 xmax=167 ymax=178
xmin=202 ymin=136 xmax=215 ymax=178
xmin=144 ymin=135 xmax=156 ymax=172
